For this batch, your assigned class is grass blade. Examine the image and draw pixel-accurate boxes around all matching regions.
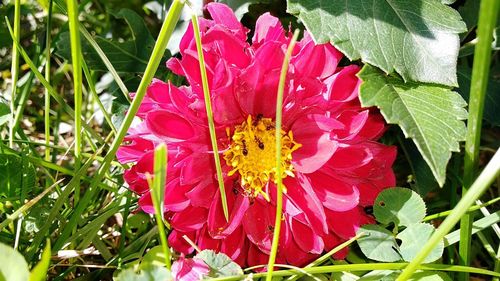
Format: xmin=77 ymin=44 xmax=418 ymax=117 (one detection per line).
xmin=67 ymin=0 xmax=83 ymax=205
xmin=459 ymin=0 xmax=500 ymax=279
xmin=9 ymin=0 xmax=21 ymax=149
xmin=45 ymin=0 xmax=54 ymax=166
xmin=150 ymin=144 xmax=171 ymax=268
xmin=266 ymin=29 xmax=299 ymax=281
xmin=190 ymin=13 xmax=228 ymax=221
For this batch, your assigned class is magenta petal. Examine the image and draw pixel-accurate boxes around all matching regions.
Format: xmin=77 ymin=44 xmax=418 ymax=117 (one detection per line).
xmin=169 ymin=230 xmax=196 ymax=255
xmin=206 ymin=3 xmax=247 ymax=39
xmin=220 ymin=226 xmax=248 ymax=266
xmin=146 ymin=110 xmax=195 ymax=141
xmin=291 ymin=114 xmax=338 ymax=173
xmin=197 ymin=226 xmax=221 ymax=251
xmin=285 ymin=236 xmax=317 ymax=266
xmin=290 ymin=218 xmax=324 ymax=254
xmin=333 ymin=110 xmax=369 ymax=140
xmin=307 ymin=171 xmax=360 ymax=212
xmin=186 ymin=181 xmax=217 ymax=208
xmin=164 ymin=179 xmax=191 ymax=212
xmin=170 ymin=207 xmax=207 ymax=232
xmin=325 ymin=207 xmax=373 ymax=239
xmin=243 ymin=200 xmax=275 ymax=254
xmin=292 ymin=40 xmax=342 ymax=80
xmin=252 ymin=12 xmax=286 ymax=46
xmin=208 ymin=188 xmax=250 ymax=239
xmin=326 ymin=65 xmax=361 ymax=103
xmin=283 ymin=176 xmax=328 ymax=234
xmin=147 ymin=79 xmax=172 ymax=104
xmin=172 ymin=256 xmax=210 ymax=281
xmin=116 ymin=137 xmax=154 ymax=164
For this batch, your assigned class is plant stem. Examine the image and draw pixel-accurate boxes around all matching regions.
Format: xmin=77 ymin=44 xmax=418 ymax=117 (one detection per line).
xmin=67 ymin=0 xmax=83 ymax=205
xmin=211 ymin=263 xmax=500 ymax=281
xmin=398 ymin=149 xmax=500 ymax=280
xmin=45 ymin=0 xmax=53 ymax=168
xmin=458 ymin=0 xmax=499 ymax=279
xmin=190 ymin=13 xmax=229 ymax=221
xmin=9 ymin=0 xmax=21 ymax=149
xmin=266 ymin=29 xmax=299 ymax=281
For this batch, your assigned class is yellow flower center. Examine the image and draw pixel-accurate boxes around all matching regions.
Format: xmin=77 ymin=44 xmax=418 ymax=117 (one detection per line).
xmin=224 ymin=115 xmax=301 ymax=199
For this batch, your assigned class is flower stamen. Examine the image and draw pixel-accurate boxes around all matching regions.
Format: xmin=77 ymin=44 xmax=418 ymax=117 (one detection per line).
xmin=224 ymin=115 xmax=301 ymax=198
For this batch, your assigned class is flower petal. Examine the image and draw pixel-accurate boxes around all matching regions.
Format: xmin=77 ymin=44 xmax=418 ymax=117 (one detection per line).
xmin=146 ymin=110 xmax=195 ymax=141
xmin=291 ymin=114 xmax=339 ymax=173
xmin=208 ymin=188 xmax=250 ymax=239
xmin=307 ymin=171 xmax=360 ymax=212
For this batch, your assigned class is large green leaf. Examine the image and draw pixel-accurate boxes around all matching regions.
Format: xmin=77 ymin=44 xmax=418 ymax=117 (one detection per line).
xmin=358 ymin=65 xmax=467 ymax=186
xmin=55 ymin=9 xmax=155 ymax=73
xmin=0 ymin=243 xmax=30 ymax=281
xmin=374 ymin=188 xmax=426 ymax=227
xmin=195 ymin=250 xmax=243 ymax=278
xmin=357 ymin=225 xmax=401 ymax=262
xmin=397 ymin=223 xmax=444 ymax=263
xmin=114 ymin=263 xmax=172 ymax=281
xmin=287 ymin=0 xmax=467 ymax=86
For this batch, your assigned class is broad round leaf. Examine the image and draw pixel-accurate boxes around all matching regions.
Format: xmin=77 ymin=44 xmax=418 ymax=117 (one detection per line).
xmin=374 ymin=187 xmax=426 ymax=227
xmin=357 ymin=225 xmax=401 ymax=262
xmin=195 ymin=250 xmax=243 ymax=277
xmin=397 ymin=222 xmax=444 ymax=263
xmin=0 ymin=243 xmax=30 ymax=281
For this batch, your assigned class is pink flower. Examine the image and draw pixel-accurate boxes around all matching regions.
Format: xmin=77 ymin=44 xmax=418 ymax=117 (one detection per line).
xmin=118 ymin=3 xmax=396 ymax=268
xmin=171 ymin=255 xmax=210 ymax=281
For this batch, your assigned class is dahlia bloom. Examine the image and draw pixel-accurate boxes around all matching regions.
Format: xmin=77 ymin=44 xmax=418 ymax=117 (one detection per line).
xmin=117 ymin=3 xmax=396 ymax=268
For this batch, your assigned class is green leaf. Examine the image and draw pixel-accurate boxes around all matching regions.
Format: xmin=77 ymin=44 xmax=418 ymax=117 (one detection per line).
xmin=0 ymin=102 xmax=10 ymax=127
xmin=0 ymin=153 xmax=36 ymax=200
xmin=29 ymin=240 xmax=51 ymax=281
xmin=141 ymin=246 xmax=166 ymax=268
xmin=457 ymin=64 xmax=500 ymax=126
xmin=287 ymin=0 xmax=467 ymax=86
xmin=357 ymin=225 xmax=401 ymax=262
xmin=114 ymin=263 xmax=172 ymax=281
xmin=358 ymin=270 xmax=399 ymax=281
xmin=374 ymin=187 xmax=426 ymax=227
xmin=195 ymin=250 xmax=243 ymax=278
xmin=55 ymin=9 xmax=156 ymax=73
xmin=0 ymin=243 xmax=30 ymax=281
xmin=397 ymin=223 xmax=444 ymax=263
xmin=358 ymin=65 xmax=467 ymax=186
xmin=444 ymin=210 xmax=500 ymax=246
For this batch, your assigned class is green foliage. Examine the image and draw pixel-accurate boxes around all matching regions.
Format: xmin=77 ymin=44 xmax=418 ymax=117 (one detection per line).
xmin=0 ymin=153 xmax=36 ymax=201
xmin=374 ymin=188 xmax=426 ymax=227
xmin=195 ymin=250 xmax=244 ymax=278
xmin=55 ymin=9 xmax=157 ymax=73
xmin=358 ymin=188 xmax=443 ymax=264
xmin=357 ymin=225 xmax=402 ymax=262
xmin=358 ymin=65 xmax=468 ymax=186
xmin=29 ymin=241 xmax=51 ymax=281
xmin=0 ymin=102 xmax=10 ymax=127
xmin=457 ymin=64 xmax=500 ymax=126
xmin=0 ymin=242 xmax=30 ymax=281
xmin=287 ymin=0 xmax=467 ymax=86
